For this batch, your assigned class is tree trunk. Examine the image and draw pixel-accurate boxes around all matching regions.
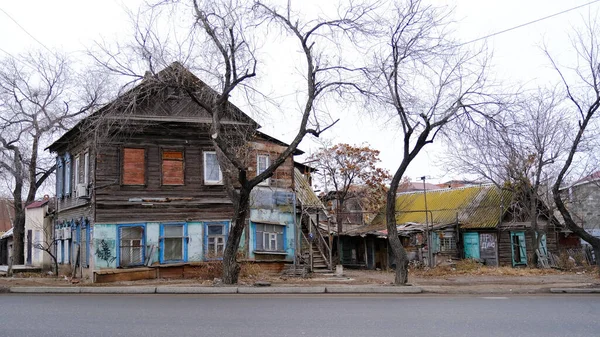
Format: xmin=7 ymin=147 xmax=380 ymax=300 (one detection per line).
xmin=386 ymin=161 xmax=411 ymax=285
xmin=222 ymin=187 xmax=251 ymax=285
xmin=336 ymin=200 xmax=344 ymax=264
xmin=593 ymin=245 xmax=600 ymax=269
xmin=12 ymin=207 xmax=25 ymax=265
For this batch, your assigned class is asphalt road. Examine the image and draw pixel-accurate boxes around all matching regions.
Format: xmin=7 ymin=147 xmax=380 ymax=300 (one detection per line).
xmin=0 ymin=294 xmax=598 ymax=337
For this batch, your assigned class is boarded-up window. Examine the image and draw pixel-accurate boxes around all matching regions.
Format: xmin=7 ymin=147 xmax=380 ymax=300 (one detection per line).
xmin=162 ymin=150 xmax=184 ymax=185
xmin=122 ymin=148 xmax=145 ymax=185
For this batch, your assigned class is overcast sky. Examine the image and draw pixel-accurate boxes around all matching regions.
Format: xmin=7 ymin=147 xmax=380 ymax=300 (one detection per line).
xmin=1 ymin=0 xmax=598 ymax=185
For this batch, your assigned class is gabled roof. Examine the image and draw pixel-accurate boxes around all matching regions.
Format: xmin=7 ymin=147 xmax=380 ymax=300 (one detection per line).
xmin=363 ymin=185 xmax=512 ymax=234
xmin=48 ymin=62 xmax=260 ymax=152
xmin=254 ymin=131 xmax=304 ymax=155
xmin=25 ymin=199 xmax=49 ymax=209
xmin=565 ymin=170 xmax=600 ymax=189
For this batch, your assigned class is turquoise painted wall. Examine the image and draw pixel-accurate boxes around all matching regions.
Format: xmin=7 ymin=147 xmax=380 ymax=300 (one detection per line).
xmin=187 ymin=222 xmax=203 ymax=261
xmin=93 ymin=224 xmax=117 ymax=269
xmin=249 ymin=209 xmax=295 ymax=260
xmin=146 ymin=222 xmax=160 ymax=264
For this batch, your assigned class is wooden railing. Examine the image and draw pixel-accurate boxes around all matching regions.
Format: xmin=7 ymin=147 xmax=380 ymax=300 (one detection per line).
xmin=308 ymin=215 xmax=332 ymax=270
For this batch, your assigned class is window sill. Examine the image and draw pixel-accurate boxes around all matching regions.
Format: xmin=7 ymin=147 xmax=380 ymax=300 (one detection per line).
xmin=253 ymin=250 xmax=287 ymax=255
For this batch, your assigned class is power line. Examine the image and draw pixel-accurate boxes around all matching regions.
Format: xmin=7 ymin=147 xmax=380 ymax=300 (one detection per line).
xmin=0 ymin=7 xmax=54 ymax=53
xmin=459 ymin=0 xmax=600 ymax=46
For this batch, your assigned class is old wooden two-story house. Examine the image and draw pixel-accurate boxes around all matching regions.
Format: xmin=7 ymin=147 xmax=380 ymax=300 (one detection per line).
xmin=47 ymin=63 xmax=312 ymax=281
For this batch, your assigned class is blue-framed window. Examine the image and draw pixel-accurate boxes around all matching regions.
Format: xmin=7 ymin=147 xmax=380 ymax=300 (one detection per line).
xmin=56 ymin=156 xmax=64 ymax=198
xmin=254 ymin=223 xmax=285 ymax=252
xmin=116 ymin=224 xmax=146 ymax=267
xmin=204 ymin=221 xmax=229 ymax=260
xmin=160 ymin=223 xmax=188 ymax=264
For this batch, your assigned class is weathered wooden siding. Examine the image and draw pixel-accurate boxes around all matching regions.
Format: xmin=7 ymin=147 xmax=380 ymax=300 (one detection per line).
xmin=249 ymin=139 xmax=294 ymax=189
xmin=55 ymin=138 xmax=95 ymax=224
xmin=498 ymin=226 xmax=559 ymax=267
xmin=94 ymin=122 xmax=234 ymax=224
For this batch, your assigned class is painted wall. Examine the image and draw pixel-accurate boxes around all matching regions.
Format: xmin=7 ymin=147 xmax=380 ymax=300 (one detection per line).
xmin=94 ymin=224 xmax=118 ymax=269
xmin=24 ymin=207 xmax=52 ymax=267
xmin=248 ymin=209 xmax=295 ymax=261
xmin=146 ymin=222 xmax=160 ymax=264
xmin=187 ymin=222 xmax=203 ymax=261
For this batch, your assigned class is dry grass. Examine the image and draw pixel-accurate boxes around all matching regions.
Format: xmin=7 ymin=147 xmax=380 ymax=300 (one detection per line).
xmin=409 ymin=259 xmax=582 ymax=278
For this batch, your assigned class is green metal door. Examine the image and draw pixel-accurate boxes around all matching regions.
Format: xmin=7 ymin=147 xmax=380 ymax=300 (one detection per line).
xmin=510 ymin=231 xmax=527 ymax=266
xmin=463 ymin=232 xmax=480 ymax=259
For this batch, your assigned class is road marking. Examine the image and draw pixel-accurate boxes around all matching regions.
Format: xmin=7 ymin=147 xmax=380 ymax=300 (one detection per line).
xmin=481 ymin=296 xmax=509 ymax=300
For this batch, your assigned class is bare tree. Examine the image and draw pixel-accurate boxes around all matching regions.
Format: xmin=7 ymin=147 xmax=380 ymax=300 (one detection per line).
xmin=92 ymin=0 xmax=375 ymax=284
xmin=548 ymin=16 xmax=600 ymax=267
xmin=0 ymin=51 xmax=104 ymax=264
xmin=446 ymin=88 xmax=569 ymax=265
xmin=369 ymin=0 xmax=491 ymax=285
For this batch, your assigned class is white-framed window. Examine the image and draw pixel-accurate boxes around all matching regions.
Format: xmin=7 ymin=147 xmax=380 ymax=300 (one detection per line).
xmin=203 ymin=151 xmax=222 ymax=185
xmin=74 ymin=155 xmax=80 ymax=185
xmin=83 ymin=152 xmax=90 ymax=185
xmin=206 ymin=223 xmax=226 ymax=258
xmin=440 ymin=236 xmax=456 ymax=252
xmin=257 ymin=154 xmax=270 ymax=186
xmin=255 ymin=223 xmax=284 ymax=252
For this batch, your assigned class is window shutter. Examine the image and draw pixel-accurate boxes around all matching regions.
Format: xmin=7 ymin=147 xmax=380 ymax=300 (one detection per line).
xmin=56 ymin=156 xmax=64 ymax=198
xmin=123 ymin=148 xmax=145 ymax=185
xmin=162 ymin=150 xmax=184 ymax=185
xmin=63 ymin=153 xmax=71 ymax=197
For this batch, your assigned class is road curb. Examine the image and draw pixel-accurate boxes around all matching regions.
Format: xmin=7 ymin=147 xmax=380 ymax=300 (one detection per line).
xmin=156 ymin=286 xmax=238 ymax=294
xmin=10 ymin=286 xmax=81 ymax=293
xmin=78 ymin=286 xmax=157 ymax=294
xmin=549 ymin=288 xmax=600 ymax=294
xmin=326 ymin=286 xmax=422 ymax=294
xmin=238 ymin=286 xmax=326 ymax=294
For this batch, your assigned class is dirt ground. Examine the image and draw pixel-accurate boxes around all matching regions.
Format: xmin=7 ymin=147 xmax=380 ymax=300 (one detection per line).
xmin=1 ymin=265 xmax=598 ymax=291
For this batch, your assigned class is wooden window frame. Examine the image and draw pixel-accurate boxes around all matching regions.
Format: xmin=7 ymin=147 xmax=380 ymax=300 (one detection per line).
xmin=121 ymin=147 xmax=147 ymax=186
xmin=83 ymin=151 xmax=90 ymax=186
xmin=254 ymin=223 xmax=285 ymax=252
xmin=161 ymin=148 xmax=185 ymax=186
xmin=257 ymin=154 xmax=270 ymax=186
xmin=203 ymin=151 xmax=223 ymax=185
xmin=204 ymin=221 xmax=229 ymax=260
xmin=74 ymin=155 xmax=80 ymax=186
xmin=159 ymin=223 xmax=188 ymax=263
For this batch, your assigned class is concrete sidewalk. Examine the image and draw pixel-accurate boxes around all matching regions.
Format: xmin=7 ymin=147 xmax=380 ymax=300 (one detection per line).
xmin=5 ymin=285 xmax=423 ymax=294
xmin=3 ymin=284 xmax=600 ymax=295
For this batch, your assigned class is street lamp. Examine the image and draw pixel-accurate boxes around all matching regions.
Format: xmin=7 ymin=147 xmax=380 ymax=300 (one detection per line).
xmin=420 ymin=176 xmax=433 ymax=268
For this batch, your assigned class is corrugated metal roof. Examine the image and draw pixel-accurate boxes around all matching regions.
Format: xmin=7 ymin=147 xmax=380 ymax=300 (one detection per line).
xmin=366 ymin=185 xmax=512 ymax=232
xmin=293 ymin=168 xmax=327 ymax=211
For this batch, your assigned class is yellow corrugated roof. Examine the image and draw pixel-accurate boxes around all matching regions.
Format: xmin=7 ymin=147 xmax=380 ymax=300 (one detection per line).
xmin=369 ymin=185 xmax=512 ymax=231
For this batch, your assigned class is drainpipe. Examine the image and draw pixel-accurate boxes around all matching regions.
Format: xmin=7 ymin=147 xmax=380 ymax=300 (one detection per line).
xmin=421 ymin=176 xmax=433 ymax=267
xmin=292 ymin=192 xmax=297 ymax=272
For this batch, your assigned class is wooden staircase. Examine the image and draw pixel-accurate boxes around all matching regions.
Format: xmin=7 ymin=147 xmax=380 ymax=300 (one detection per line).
xmin=301 ymin=214 xmax=332 ymax=274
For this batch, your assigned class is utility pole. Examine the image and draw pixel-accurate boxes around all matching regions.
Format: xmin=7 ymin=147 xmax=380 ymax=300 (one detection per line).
xmin=421 ymin=176 xmax=433 ymax=267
